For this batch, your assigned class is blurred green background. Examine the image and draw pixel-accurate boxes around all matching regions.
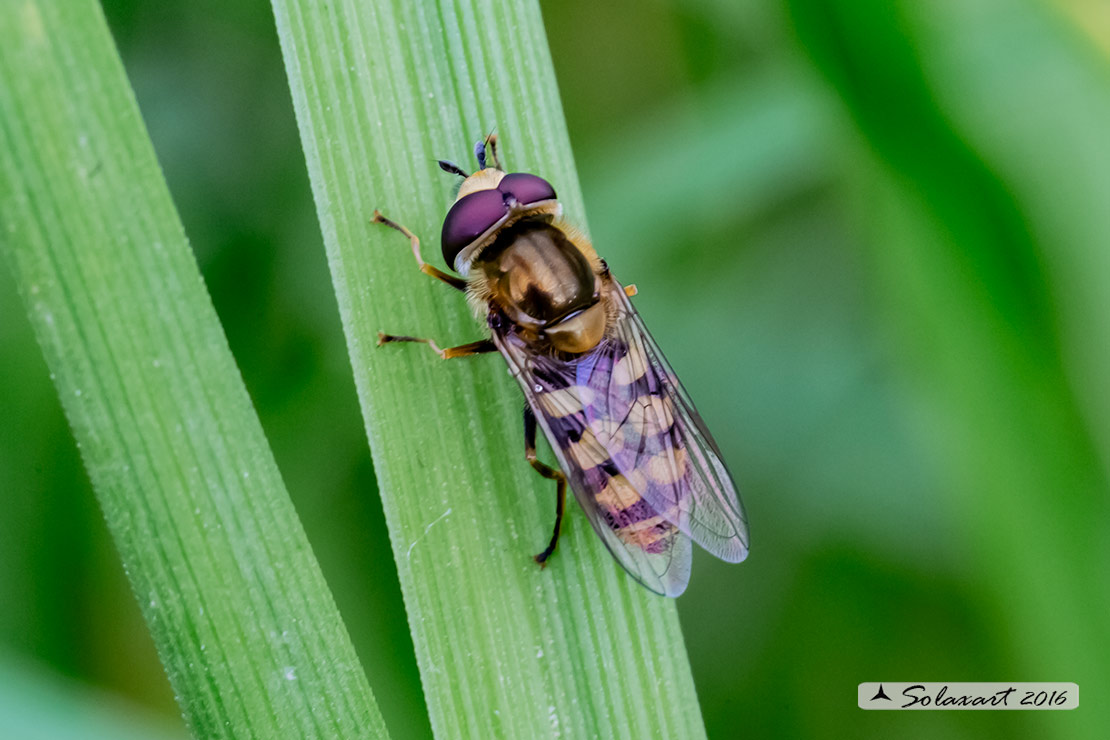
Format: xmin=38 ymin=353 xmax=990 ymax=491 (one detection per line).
xmin=3 ymin=0 xmax=1109 ymax=738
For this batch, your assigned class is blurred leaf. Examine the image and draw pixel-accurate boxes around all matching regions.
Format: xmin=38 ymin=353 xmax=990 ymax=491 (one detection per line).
xmin=269 ymin=0 xmax=708 ymax=737
xmin=787 ymin=0 xmax=1110 ymax=737
xmin=0 ymin=2 xmax=387 ymax=738
xmin=580 ymin=69 xmax=837 ymax=260
xmin=740 ymin=547 xmax=1030 ymax=740
xmin=0 ymin=260 xmax=93 ymax=674
xmin=1052 ymin=0 xmax=1110 ymax=56
xmin=0 ymin=653 xmax=187 ymax=740
xmin=905 ymin=0 xmax=1110 ymax=480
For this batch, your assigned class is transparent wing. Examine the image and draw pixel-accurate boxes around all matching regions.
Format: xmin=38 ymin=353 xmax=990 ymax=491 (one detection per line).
xmin=494 ymin=322 xmax=693 ymax=597
xmin=590 ymin=280 xmax=750 ymax=563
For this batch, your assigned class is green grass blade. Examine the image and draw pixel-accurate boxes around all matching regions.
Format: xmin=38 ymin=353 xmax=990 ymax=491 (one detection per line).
xmin=270 ymin=0 xmax=709 ymax=737
xmin=0 ymin=2 xmax=387 ymax=738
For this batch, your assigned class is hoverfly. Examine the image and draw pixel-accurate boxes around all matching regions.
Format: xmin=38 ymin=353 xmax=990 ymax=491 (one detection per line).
xmin=374 ymin=135 xmax=748 ymax=596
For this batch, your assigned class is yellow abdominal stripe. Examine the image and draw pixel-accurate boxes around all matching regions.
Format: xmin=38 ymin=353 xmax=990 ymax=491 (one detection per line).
xmin=647 ymin=447 xmax=687 ymax=485
xmin=595 ymin=469 xmax=647 ymax=509
xmin=612 ymin=347 xmax=649 ymax=386
xmin=537 ymin=385 xmax=594 ymax=418
xmin=627 ymin=395 xmax=675 ymax=431
xmin=594 ymin=472 xmax=674 ymax=547
xmin=618 ymin=522 xmax=674 ymax=548
xmin=567 ymin=428 xmax=610 ymax=470
xmin=570 ymin=418 xmax=687 ymax=495
xmin=589 ymin=418 xmax=625 ymax=449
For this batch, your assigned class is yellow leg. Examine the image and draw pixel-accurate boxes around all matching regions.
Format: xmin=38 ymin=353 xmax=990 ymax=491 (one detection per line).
xmin=377 ymin=333 xmax=494 ymax=359
xmin=372 ymin=210 xmax=467 ymax=291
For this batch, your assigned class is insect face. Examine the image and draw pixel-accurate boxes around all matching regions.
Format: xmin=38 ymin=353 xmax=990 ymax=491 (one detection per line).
xmin=440 ymin=169 xmax=559 ymax=274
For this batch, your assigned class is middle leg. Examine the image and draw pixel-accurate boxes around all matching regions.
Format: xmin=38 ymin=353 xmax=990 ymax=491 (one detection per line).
xmin=525 ymin=405 xmax=567 ymax=566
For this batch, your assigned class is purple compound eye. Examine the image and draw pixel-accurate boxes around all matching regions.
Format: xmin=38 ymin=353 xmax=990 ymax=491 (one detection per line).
xmin=441 ymin=189 xmax=511 ymax=267
xmin=498 ymin=172 xmax=556 ymax=205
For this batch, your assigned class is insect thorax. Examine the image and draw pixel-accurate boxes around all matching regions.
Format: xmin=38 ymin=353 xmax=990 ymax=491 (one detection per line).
xmin=475 ymin=220 xmax=608 ymax=355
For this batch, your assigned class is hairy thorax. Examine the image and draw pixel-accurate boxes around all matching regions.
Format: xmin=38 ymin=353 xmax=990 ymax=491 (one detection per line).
xmin=474 ymin=221 xmax=609 ymax=354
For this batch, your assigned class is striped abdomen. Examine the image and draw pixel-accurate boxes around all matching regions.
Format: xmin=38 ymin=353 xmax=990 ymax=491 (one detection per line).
xmin=536 ymin=355 xmax=686 ymax=555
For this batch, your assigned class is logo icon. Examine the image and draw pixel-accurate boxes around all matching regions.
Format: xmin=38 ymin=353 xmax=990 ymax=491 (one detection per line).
xmin=870 ymin=684 xmax=892 ymax=702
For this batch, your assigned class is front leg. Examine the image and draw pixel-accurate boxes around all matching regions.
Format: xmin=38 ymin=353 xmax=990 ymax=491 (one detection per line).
xmin=377 ymin=333 xmax=495 ymax=359
xmin=372 ymin=210 xmax=468 ymax=291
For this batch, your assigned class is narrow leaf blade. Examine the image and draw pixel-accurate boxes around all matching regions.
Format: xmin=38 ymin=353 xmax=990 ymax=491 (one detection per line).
xmin=270 ymin=0 xmax=710 ymax=737
xmin=0 ymin=2 xmax=388 ymax=738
